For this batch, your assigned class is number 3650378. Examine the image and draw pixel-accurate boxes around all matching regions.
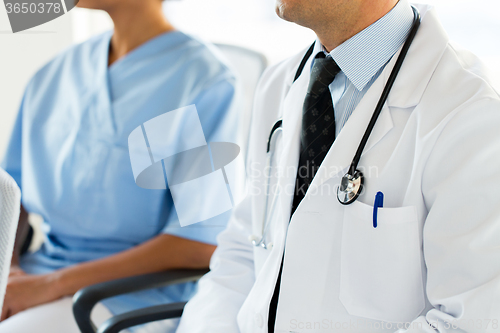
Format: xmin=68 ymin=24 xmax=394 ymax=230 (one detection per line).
xmin=5 ymin=2 xmax=62 ymax=14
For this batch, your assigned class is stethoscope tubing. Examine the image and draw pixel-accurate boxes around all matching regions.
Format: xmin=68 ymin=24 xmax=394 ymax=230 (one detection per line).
xmin=255 ymin=124 xmax=283 ymax=249
xmin=267 ymin=119 xmax=283 ymax=153
xmin=348 ymin=6 xmax=421 ymax=176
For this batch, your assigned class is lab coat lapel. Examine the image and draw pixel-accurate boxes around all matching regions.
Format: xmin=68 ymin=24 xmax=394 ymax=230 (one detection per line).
xmin=275 ymin=55 xmax=313 ymax=232
xmin=387 ymin=4 xmax=449 ymax=108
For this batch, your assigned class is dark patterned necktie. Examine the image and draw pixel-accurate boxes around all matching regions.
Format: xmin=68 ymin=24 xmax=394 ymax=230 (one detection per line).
xmin=291 ymin=53 xmax=341 ymax=213
xmin=268 ymin=53 xmax=341 ymax=333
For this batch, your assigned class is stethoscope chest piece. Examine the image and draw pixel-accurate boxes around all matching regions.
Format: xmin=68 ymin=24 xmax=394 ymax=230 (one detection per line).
xmin=337 ymin=170 xmax=364 ymax=205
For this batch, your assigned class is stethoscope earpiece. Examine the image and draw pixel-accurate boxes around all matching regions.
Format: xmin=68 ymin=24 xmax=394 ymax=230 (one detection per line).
xmin=249 ymin=235 xmax=259 ymax=244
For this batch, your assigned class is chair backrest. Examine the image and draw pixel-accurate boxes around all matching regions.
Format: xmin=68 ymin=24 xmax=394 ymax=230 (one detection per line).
xmin=0 ymin=168 xmax=21 ymax=312
xmin=214 ymin=44 xmax=268 ymax=163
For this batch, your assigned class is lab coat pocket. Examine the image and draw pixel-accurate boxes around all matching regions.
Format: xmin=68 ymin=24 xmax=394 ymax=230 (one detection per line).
xmin=339 ymin=200 xmax=425 ymax=323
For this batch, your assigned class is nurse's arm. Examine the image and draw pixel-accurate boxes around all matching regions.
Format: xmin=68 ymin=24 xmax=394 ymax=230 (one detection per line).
xmin=2 ymin=234 xmax=215 ymax=320
xmin=54 ymin=234 xmax=216 ymax=297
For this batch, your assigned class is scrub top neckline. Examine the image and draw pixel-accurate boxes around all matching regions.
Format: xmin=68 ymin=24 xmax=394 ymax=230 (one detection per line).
xmin=91 ymin=30 xmax=191 ymax=135
xmin=106 ymin=30 xmax=188 ymax=71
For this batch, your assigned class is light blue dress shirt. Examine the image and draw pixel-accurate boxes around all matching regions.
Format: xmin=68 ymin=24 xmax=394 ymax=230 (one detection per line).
xmin=312 ymin=0 xmax=414 ymax=135
xmin=1 ymin=30 xmax=238 ymax=317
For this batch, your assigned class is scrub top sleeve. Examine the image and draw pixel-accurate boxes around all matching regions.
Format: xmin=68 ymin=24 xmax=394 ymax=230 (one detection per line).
xmin=1 ymin=97 xmax=25 ymax=191
xmin=161 ymin=76 xmax=239 ymax=246
xmin=161 ymin=209 xmax=232 ymax=246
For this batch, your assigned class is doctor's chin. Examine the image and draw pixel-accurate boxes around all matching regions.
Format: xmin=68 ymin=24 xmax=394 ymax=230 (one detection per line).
xmin=1 ymin=0 xmax=500 ymax=333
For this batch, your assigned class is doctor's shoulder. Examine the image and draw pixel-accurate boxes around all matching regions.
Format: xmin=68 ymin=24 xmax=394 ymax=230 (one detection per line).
xmin=415 ymin=41 xmax=500 ymax=130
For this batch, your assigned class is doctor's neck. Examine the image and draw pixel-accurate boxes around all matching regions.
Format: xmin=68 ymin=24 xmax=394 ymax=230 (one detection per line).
xmin=105 ymin=2 xmax=174 ymax=66
xmin=277 ymin=0 xmax=399 ymax=52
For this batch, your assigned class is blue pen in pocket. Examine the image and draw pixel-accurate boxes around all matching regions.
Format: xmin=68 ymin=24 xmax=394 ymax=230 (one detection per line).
xmin=373 ymin=192 xmax=384 ymax=228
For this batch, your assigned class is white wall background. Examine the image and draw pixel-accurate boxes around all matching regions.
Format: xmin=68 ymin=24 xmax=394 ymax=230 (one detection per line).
xmin=1 ymin=0 xmax=500 ymax=159
xmin=0 ymin=8 xmax=73 ymax=159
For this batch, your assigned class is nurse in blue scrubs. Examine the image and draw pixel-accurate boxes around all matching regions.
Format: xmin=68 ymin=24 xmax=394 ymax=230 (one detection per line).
xmin=0 ymin=0 xmax=239 ymax=332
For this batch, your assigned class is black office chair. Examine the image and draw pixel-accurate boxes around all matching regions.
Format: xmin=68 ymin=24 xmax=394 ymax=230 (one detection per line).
xmin=72 ymin=268 xmax=209 ymax=333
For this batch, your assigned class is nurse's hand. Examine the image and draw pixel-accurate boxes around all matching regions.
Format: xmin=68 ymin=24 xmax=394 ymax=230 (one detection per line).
xmin=0 ymin=273 xmax=61 ymax=321
xmin=8 ymin=265 xmax=26 ymax=278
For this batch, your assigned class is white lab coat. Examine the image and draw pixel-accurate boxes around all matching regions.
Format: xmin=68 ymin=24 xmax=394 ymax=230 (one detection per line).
xmin=178 ymin=4 xmax=500 ymax=333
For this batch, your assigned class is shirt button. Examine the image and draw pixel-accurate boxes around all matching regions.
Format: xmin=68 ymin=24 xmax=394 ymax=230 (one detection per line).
xmin=255 ymin=313 xmax=264 ymax=328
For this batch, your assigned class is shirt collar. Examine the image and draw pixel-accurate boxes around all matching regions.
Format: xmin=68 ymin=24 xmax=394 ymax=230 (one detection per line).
xmin=313 ymin=0 xmax=414 ymax=91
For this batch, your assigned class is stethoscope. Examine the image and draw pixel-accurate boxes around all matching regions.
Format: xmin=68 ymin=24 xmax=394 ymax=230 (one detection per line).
xmin=250 ymin=120 xmax=283 ymax=250
xmin=251 ymin=7 xmax=421 ymax=248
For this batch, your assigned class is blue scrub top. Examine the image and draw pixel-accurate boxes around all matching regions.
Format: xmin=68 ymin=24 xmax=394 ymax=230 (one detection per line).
xmin=1 ymin=30 xmax=239 ymax=315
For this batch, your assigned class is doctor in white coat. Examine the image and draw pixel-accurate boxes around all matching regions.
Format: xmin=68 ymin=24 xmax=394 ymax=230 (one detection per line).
xmin=178 ymin=0 xmax=500 ymax=332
